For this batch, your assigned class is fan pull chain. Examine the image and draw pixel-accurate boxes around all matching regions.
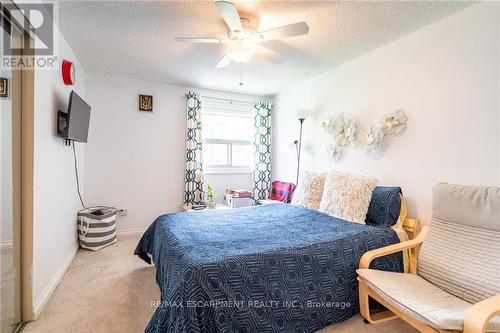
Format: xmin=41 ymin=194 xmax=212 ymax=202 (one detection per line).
xmin=239 ymin=63 xmax=243 ymax=86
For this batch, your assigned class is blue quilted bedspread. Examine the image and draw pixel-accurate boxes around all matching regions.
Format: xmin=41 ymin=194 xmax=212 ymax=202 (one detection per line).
xmin=135 ymin=204 xmax=402 ymax=333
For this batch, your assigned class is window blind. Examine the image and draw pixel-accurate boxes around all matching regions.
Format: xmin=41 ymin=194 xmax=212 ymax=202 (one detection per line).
xmin=201 ymin=96 xmax=255 ymax=115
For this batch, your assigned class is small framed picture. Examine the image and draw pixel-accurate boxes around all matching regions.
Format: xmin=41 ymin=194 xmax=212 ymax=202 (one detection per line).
xmin=139 ymin=95 xmax=153 ymax=112
xmin=0 ymin=78 xmax=8 ymax=99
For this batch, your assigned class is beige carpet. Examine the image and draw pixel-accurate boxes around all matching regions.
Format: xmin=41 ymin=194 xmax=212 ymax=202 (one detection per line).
xmin=24 ymin=234 xmax=417 ymax=333
xmin=1 ymin=244 xmax=17 ymax=332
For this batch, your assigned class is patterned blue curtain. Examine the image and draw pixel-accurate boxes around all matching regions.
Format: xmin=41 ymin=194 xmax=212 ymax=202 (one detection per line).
xmin=184 ymin=92 xmax=204 ymax=207
xmin=253 ymin=101 xmax=272 ymax=200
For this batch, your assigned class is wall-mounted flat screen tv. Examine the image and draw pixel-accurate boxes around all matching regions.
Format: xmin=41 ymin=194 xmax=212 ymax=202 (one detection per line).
xmin=58 ymin=91 xmax=91 ymax=143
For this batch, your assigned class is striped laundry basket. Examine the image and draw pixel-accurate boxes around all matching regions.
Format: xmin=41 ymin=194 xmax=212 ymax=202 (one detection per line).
xmin=77 ymin=206 xmax=118 ymax=251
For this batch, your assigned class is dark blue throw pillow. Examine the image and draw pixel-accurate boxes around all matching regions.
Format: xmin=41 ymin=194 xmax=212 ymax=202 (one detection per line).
xmin=366 ymin=186 xmax=402 ymax=227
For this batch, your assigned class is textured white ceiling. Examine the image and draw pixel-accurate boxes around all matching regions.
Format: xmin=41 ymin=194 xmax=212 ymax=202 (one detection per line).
xmin=57 ymin=1 xmax=471 ymax=95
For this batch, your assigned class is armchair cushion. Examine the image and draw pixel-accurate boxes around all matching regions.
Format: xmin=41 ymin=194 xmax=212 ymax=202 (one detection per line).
xmin=357 ymin=269 xmax=500 ymax=332
xmin=432 ymin=183 xmax=500 ymax=232
xmin=418 ymin=184 xmax=500 ymax=304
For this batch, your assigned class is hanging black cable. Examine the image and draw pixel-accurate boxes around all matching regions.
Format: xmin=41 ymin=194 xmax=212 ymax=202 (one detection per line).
xmin=72 ymin=140 xmax=87 ymax=209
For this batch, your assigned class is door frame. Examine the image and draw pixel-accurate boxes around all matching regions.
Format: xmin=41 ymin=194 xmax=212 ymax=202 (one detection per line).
xmin=20 ymin=29 xmax=34 ymax=322
xmin=2 ymin=0 xmax=35 ymax=323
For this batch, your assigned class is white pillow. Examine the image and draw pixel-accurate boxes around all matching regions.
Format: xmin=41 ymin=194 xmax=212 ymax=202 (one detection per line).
xmin=291 ymin=171 xmax=326 ymax=210
xmin=319 ymin=171 xmax=378 ymax=224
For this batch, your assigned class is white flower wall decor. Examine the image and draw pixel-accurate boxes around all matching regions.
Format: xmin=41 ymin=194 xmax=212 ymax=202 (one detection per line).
xmin=323 ymin=110 xmax=407 ymax=160
xmin=322 ymin=119 xmax=335 ymax=135
xmin=333 ymin=113 xmax=358 ymax=147
xmin=360 ymin=126 xmax=384 ymax=155
xmin=321 ymin=112 xmax=358 ymax=146
xmin=381 ymin=109 xmax=407 ymax=135
xmin=326 ymin=143 xmax=342 ymax=160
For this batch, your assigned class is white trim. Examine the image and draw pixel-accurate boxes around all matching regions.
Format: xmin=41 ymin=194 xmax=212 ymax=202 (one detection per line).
xmin=116 ymin=227 xmax=147 ymax=236
xmin=33 ymin=243 xmax=79 ymax=319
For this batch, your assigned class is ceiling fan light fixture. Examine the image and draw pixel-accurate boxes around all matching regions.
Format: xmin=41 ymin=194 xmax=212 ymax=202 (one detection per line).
xmin=175 ymin=1 xmax=309 ymax=67
xmin=229 ymin=44 xmax=258 ymax=63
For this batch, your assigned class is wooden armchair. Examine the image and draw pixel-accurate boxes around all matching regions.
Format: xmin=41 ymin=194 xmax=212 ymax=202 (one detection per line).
xmin=357 ymin=183 xmax=500 ymax=333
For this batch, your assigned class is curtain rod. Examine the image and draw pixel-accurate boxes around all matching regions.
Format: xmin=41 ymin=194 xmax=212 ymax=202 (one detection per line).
xmin=201 ymin=95 xmax=256 ymax=105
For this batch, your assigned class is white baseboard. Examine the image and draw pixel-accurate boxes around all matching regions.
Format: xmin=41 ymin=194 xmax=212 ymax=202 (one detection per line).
xmin=33 ymin=242 xmax=79 ymax=319
xmin=117 ymin=227 xmax=147 ymax=236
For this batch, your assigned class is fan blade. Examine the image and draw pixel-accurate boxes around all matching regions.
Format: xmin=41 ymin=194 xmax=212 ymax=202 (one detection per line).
xmin=257 ymin=47 xmax=286 ymax=64
xmin=259 ymin=22 xmax=309 ymax=41
xmin=175 ymin=37 xmax=229 ymax=44
xmin=215 ymin=1 xmax=243 ymax=32
xmin=257 ymin=46 xmax=286 ymax=64
xmin=216 ymin=53 xmax=232 ymax=68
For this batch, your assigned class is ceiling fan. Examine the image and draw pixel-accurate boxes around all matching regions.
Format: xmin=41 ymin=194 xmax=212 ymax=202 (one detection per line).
xmin=175 ymin=1 xmax=309 ymax=68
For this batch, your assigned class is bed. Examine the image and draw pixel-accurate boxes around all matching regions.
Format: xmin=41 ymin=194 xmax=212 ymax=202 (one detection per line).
xmin=135 ymin=195 xmax=405 ymax=333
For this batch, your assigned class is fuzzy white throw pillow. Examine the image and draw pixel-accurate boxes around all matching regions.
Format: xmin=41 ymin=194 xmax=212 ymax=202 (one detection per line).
xmin=319 ymin=171 xmax=378 ymax=224
xmin=291 ymin=171 xmax=326 ymax=210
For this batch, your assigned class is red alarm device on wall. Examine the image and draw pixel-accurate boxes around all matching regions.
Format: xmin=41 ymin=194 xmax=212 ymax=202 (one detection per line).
xmin=62 ymin=59 xmax=75 ymax=85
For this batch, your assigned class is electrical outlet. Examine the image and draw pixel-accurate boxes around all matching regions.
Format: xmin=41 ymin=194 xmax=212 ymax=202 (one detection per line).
xmin=118 ymin=208 xmax=128 ymax=216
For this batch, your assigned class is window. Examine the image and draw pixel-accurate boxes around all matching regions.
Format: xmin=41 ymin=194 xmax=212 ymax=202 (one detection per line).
xmin=202 ymin=97 xmax=255 ymax=173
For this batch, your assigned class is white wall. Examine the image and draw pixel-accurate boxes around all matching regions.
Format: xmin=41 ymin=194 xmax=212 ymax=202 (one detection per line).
xmin=83 ymin=74 xmax=187 ymax=233
xmin=273 ymin=2 xmax=500 ymax=223
xmin=84 ymin=74 xmax=267 ymax=232
xmin=32 ymin=25 xmax=86 ymax=313
xmin=498 ymin=6 xmax=500 ymax=183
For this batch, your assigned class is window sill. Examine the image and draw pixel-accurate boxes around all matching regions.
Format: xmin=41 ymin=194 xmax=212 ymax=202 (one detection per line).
xmin=204 ymin=167 xmax=253 ymax=175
